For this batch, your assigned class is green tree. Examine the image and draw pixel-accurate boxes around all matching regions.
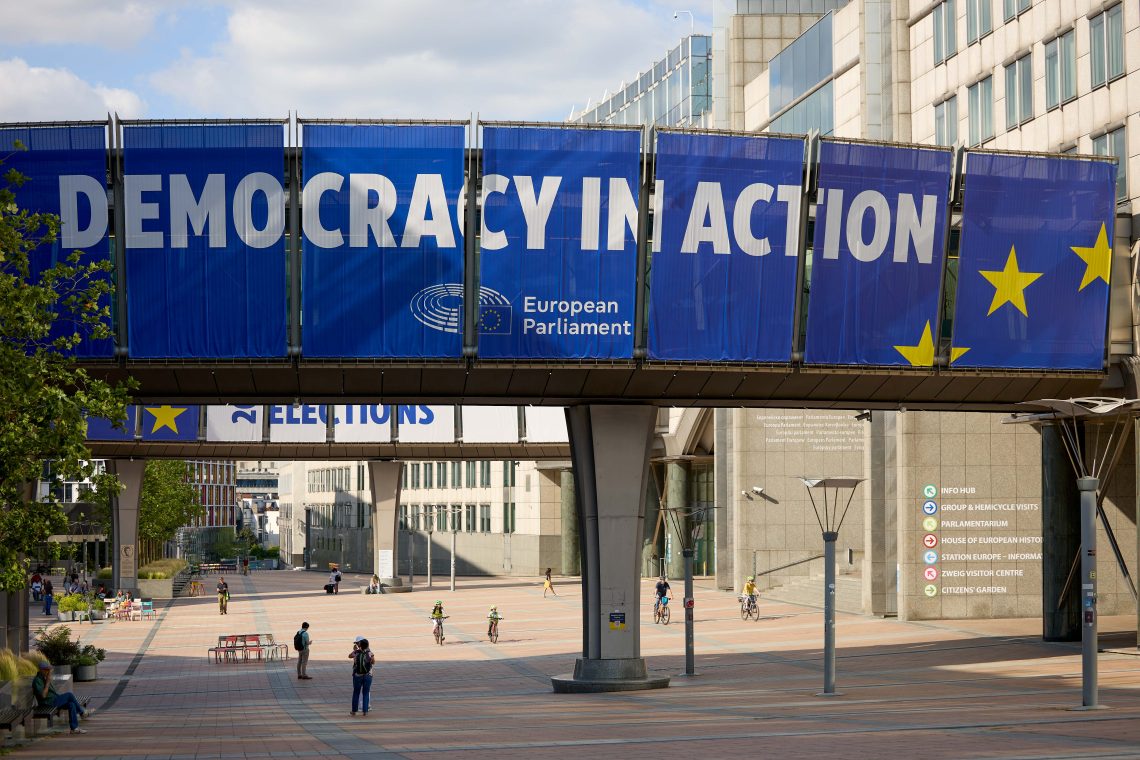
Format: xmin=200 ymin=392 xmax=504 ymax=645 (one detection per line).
xmin=137 ymin=460 xmax=203 ymax=564
xmin=0 ymin=154 xmax=133 ymax=591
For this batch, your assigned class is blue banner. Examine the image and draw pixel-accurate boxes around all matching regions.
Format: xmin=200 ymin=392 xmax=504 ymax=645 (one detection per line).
xmin=139 ymin=404 xmax=199 ymax=440
xmin=479 ymin=126 xmax=641 ymax=359
xmin=805 ymin=141 xmax=953 ymax=366
xmin=86 ymin=407 xmax=137 ymax=440
xmin=122 ymin=124 xmax=287 ymax=358
xmin=951 ymin=153 xmax=1116 ymax=370
xmin=0 ymin=125 xmax=113 ymax=358
xmin=301 ymin=124 xmax=465 ymax=357
xmin=648 ymin=132 xmax=804 ymax=361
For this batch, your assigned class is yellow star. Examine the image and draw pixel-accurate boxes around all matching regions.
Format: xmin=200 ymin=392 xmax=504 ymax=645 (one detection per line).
xmin=950 ymin=347 xmax=971 ymax=364
xmin=979 ymin=246 xmax=1043 ymax=316
xmin=1070 ymin=223 xmax=1111 ymax=290
xmin=894 ymin=321 xmax=935 ymax=366
xmin=147 ymin=405 xmax=187 ymax=434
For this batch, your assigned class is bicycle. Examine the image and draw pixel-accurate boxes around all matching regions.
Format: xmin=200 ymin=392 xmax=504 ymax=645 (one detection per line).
xmin=653 ymin=596 xmax=671 ymax=625
xmin=488 ymin=617 xmax=503 ymax=643
xmin=188 ymin=580 xmax=203 ymax=597
xmin=739 ymin=594 xmax=759 ymax=621
xmin=431 ymin=616 xmax=449 ymax=645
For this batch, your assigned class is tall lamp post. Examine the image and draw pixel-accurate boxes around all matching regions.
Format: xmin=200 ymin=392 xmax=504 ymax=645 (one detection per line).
xmin=661 ymin=504 xmax=714 ymax=676
xmin=1004 ymin=397 xmax=1140 ymax=709
xmin=796 ymin=476 xmax=864 ymax=696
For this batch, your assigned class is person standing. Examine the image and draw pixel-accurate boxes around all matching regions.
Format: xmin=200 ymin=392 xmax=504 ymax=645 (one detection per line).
xmin=329 ymin=566 xmax=341 ymax=594
xmin=349 ymin=638 xmax=375 ymax=716
xmin=42 ymin=578 xmax=54 ymax=616
xmin=295 ymin=621 xmax=312 ymax=679
xmin=217 ymin=577 xmax=229 ymax=615
xmin=30 ymin=571 xmax=42 ymax=602
xmin=543 ymin=568 xmax=557 ymax=597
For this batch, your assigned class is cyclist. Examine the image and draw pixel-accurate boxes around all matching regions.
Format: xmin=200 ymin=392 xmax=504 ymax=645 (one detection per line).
xmin=742 ymin=576 xmax=758 ymax=612
xmin=487 ymin=606 xmax=503 ymax=639
xmin=430 ymin=600 xmax=446 ymax=642
xmin=654 ymin=575 xmax=671 ymax=613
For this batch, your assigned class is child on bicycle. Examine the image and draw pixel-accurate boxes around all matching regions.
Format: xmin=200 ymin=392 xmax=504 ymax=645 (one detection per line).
xmin=430 ymin=600 xmax=446 ymax=640
xmin=742 ymin=576 xmax=758 ymax=608
xmin=487 ymin=606 xmax=502 ymax=638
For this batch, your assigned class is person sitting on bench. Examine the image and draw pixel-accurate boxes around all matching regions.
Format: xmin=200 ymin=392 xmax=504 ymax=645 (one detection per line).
xmin=32 ymin=662 xmax=93 ymax=734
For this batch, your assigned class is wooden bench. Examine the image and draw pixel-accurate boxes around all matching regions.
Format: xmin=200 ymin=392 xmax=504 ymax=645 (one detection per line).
xmin=0 ymin=705 xmax=32 ymax=735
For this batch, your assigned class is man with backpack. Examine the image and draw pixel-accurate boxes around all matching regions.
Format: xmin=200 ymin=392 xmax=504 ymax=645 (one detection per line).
xmin=348 ymin=637 xmax=374 ymax=716
xmin=294 ymin=622 xmax=312 ymax=680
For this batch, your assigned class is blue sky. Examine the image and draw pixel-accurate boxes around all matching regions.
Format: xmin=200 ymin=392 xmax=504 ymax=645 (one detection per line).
xmin=0 ymin=1 xmax=715 ymax=123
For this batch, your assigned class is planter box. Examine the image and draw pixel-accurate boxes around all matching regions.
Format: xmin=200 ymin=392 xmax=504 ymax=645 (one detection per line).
xmin=73 ymin=664 xmax=97 ymax=682
xmin=52 ymin=664 xmax=72 ymax=677
xmin=58 ymin=611 xmax=72 ymax=622
xmin=137 ymin=578 xmax=173 ymax=599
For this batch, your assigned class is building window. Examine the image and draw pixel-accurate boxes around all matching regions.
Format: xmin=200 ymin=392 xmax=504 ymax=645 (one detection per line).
xmin=1004 ymin=54 xmax=1032 ymax=129
xmin=1090 ymin=4 xmax=1124 ymax=89
xmin=466 ymin=461 xmax=476 ymax=488
xmin=502 ymin=502 xmax=516 ymax=534
xmin=933 ymin=0 xmax=958 ymax=65
xmin=398 ymin=505 xmax=407 ymax=530
xmin=1002 ymin=0 xmax=1030 ymax=20
xmin=410 ymin=463 xmax=420 ymax=489
xmin=935 ymin=97 xmax=958 ymax=146
xmin=502 ymin=460 xmax=516 ymax=487
xmin=967 ymin=0 xmax=991 ymax=43
xmin=967 ymin=76 xmax=994 ymax=145
xmin=437 ymin=462 xmax=447 ymax=488
xmin=479 ymin=461 xmax=491 ymax=488
xmin=465 ymin=504 xmax=476 ymax=532
xmin=1045 ymin=31 xmax=1076 ymax=110
xmin=479 ymin=504 xmax=491 ymax=533
xmin=1093 ymin=127 xmax=1128 ymax=203
xmin=436 ymin=505 xmax=447 ymax=532
xmin=424 ymin=463 xmax=433 ymax=489
xmin=411 ymin=504 xmax=421 ymax=531
xmin=451 ymin=461 xmax=461 ymax=487
xmin=450 ymin=505 xmax=461 ymax=532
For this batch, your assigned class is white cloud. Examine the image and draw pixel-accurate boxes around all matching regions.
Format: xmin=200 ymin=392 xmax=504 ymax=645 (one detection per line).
xmin=0 ymin=59 xmax=146 ymax=121
xmin=149 ymin=0 xmax=699 ymax=120
xmin=0 ymin=1 xmax=161 ymax=48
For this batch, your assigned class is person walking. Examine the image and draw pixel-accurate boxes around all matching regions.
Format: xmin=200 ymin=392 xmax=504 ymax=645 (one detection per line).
xmin=349 ymin=637 xmax=375 ymax=716
xmin=42 ymin=578 xmax=54 ymax=616
xmin=543 ymin=568 xmax=557 ymax=597
xmin=295 ymin=621 xmax=312 ymax=679
xmin=217 ymin=577 xmax=229 ymax=615
xmin=33 ymin=662 xmax=94 ymax=734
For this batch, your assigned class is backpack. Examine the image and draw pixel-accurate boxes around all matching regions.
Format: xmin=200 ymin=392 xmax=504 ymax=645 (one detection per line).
xmin=335 ymin=573 xmax=342 ymax=582
xmin=293 ymin=631 xmax=305 ymax=652
xmin=353 ymin=649 xmax=373 ymax=675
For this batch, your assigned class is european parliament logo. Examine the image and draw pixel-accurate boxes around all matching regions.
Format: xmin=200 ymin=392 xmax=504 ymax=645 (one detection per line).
xmin=410 ymin=284 xmax=512 ymax=335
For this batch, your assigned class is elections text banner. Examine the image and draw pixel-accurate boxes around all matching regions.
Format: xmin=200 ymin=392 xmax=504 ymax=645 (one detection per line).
xmin=301 ymin=123 xmax=465 ymax=357
xmin=649 ymin=131 xmax=804 ymax=361
xmin=122 ymin=123 xmax=287 ymax=358
xmin=479 ymin=125 xmax=641 ymax=359
xmin=805 ymin=141 xmax=953 ymax=366
xmin=951 ymin=152 xmax=1116 ymax=370
xmin=0 ymin=125 xmax=114 ymax=358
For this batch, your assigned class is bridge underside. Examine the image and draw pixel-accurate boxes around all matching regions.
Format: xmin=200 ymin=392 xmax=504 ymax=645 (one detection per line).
xmin=87 ymin=362 xmax=1109 ymax=411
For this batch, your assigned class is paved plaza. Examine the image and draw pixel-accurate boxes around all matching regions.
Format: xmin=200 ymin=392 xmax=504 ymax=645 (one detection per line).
xmin=9 ymin=570 xmax=1140 ymax=759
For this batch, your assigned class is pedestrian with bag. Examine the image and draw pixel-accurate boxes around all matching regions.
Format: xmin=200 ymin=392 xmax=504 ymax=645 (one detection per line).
xmin=329 ymin=566 xmax=341 ymax=594
xmin=348 ymin=637 xmax=374 ymax=716
xmin=294 ymin=621 xmax=312 ymax=679
xmin=217 ymin=577 xmax=229 ymax=615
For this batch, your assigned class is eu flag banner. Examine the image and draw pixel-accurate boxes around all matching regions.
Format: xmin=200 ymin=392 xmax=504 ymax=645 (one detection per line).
xmin=0 ymin=125 xmax=113 ymax=358
xmin=479 ymin=126 xmax=641 ymax=359
xmin=301 ymin=124 xmax=465 ymax=357
xmin=648 ymin=131 xmax=804 ymax=361
xmin=139 ymin=404 xmax=199 ymax=441
xmin=805 ymin=141 xmax=953 ymax=366
xmin=951 ymin=153 xmax=1117 ymax=370
xmin=86 ymin=406 xmax=137 ymax=440
xmin=122 ymin=123 xmax=287 ymax=358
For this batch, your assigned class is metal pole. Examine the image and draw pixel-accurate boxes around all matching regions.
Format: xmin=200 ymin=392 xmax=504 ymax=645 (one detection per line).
xmin=1078 ymin=476 xmax=1100 ymax=708
xmin=450 ymin=518 xmax=457 ymax=592
xmin=821 ymin=531 xmax=838 ymax=695
xmin=427 ymin=530 xmax=433 ymax=589
xmin=407 ymin=530 xmax=414 ymax=588
xmin=683 ymin=548 xmax=695 ymax=676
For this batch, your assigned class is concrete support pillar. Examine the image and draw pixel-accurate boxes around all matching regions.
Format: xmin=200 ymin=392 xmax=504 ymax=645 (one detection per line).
xmin=1042 ymin=425 xmax=1081 ymax=641
xmin=110 ymin=459 xmax=145 ymax=595
xmin=641 ymin=470 xmax=661 ymax=578
xmin=560 ymin=469 xmax=580 ymax=576
xmin=368 ymin=461 xmax=404 ymax=587
xmin=666 ymin=462 xmax=689 ymax=580
xmin=864 ymin=411 xmax=897 ymax=617
xmin=551 ymin=405 xmax=669 ymax=693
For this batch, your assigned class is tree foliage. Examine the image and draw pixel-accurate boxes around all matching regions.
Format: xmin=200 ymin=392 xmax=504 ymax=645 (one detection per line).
xmin=138 ymin=460 xmax=203 ymax=545
xmin=0 ymin=152 xmax=134 ymax=590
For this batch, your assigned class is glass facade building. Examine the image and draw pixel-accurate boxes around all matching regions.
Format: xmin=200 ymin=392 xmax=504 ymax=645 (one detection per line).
xmin=569 ymin=35 xmax=712 ymax=127
xmin=768 ymin=13 xmax=835 ymax=135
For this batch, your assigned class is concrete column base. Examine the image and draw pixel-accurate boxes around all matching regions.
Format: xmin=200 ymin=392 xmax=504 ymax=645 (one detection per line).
xmin=551 ymin=658 xmax=670 ymax=693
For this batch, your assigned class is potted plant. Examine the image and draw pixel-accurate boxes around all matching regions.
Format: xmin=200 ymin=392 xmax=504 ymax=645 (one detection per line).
xmin=33 ymin=625 xmax=81 ymax=677
xmin=71 ymin=645 xmax=105 ymax=682
xmin=56 ymin=594 xmax=77 ymax=621
xmin=90 ymin=597 xmax=107 ymax=620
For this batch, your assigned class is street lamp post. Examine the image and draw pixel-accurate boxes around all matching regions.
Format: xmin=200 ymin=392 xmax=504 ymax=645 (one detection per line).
xmin=673 ymin=9 xmax=694 ymax=35
xmin=406 ymin=527 xmax=415 ymax=588
xmin=450 ymin=506 xmax=457 ymax=592
xmin=796 ymin=477 xmax=864 ymax=696
xmin=426 ymin=509 xmax=434 ymax=589
xmin=660 ymin=504 xmax=713 ymax=677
